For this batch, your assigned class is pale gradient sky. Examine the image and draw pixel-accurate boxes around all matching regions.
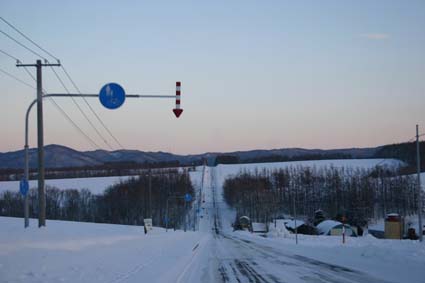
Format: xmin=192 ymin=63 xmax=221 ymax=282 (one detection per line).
xmin=1 ymin=0 xmax=424 ymax=154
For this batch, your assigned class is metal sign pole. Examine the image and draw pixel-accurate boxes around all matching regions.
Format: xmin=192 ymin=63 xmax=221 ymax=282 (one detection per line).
xmin=21 ymin=82 xmax=183 ymax=228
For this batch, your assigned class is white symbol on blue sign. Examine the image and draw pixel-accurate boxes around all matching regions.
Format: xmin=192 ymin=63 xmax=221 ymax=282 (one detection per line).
xmin=99 ymin=83 xmax=126 ymax=109
xmin=184 ymin=193 xmax=192 ymax=202
xmin=20 ymin=179 xmax=29 ymax=196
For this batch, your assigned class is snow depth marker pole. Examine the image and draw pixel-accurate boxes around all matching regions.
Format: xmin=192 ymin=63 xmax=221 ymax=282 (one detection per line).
xmin=173 ymin=82 xmax=183 ymax=118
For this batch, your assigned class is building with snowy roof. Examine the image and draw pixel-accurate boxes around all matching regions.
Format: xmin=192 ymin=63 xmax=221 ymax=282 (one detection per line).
xmin=316 ymin=220 xmax=357 ymax=237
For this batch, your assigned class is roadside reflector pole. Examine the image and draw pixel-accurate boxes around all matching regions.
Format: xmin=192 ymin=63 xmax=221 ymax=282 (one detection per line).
xmin=173 ymin=81 xmax=183 ymax=118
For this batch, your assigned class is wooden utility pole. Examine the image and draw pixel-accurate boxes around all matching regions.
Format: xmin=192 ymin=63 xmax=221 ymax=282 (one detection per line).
xmin=416 ymin=125 xmax=423 ymax=242
xmin=17 ymin=60 xmax=61 ymax=227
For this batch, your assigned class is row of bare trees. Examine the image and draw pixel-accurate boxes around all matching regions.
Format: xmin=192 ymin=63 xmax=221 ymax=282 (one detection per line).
xmin=0 ymin=170 xmax=194 ymax=228
xmin=223 ymin=166 xmax=418 ymax=227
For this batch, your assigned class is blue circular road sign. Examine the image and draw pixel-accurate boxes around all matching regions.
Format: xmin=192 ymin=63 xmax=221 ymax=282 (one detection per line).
xmin=20 ymin=179 xmax=29 ymax=196
xmin=184 ymin=193 xmax=192 ymax=202
xmin=99 ymin=83 xmax=126 ymax=110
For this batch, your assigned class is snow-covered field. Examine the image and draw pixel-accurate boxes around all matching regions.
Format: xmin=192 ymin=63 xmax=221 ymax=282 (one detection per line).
xmin=0 ymin=216 xmax=209 ymax=283
xmin=2 ymin=159 xmax=424 ymax=283
xmin=213 ymin=158 xmax=404 ymax=185
xmin=0 ymin=175 xmax=135 ymax=195
xmin=0 ymin=159 xmax=404 ymax=197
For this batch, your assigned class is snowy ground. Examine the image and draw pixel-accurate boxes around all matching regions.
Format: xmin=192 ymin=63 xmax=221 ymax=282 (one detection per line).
xmin=213 ymin=158 xmax=404 ymax=184
xmin=1 ymin=159 xmax=424 ymax=283
xmin=0 ymin=216 xmax=209 ymax=283
xmin=0 ymin=159 xmax=404 ymax=197
xmin=0 ymin=175 xmax=135 ymax=195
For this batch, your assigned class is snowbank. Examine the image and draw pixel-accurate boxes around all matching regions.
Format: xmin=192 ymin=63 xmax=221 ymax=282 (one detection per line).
xmin=0 ymin=216 xmax=209 ymax=283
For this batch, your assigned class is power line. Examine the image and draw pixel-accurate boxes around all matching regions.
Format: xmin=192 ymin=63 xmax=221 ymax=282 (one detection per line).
xmin=0 ymin=67 xmax=35 ymax=89
xmin=61 ymin=65 xmax=125 ymax=149
xmin=49 ymin=66 xmax=114 ymax=150
xmin=0 ymin=48 xmax=20 ymax=62
xmin=0 ymin=17 xmax=123 ymax=150
xmin=0 ymin=65 xmax=100 ymax=149
xmin=46 ymin=97 xmax=101 ymax=149
xmin=0 ymin=16 xmax=59 ymax=61
xmin=22 ymin=66 xmax=101 ymax=149
xmin=0 ymin=28 xmax=46 ymax=60
xmin=0 ymin=17 xmax=118 ymax=150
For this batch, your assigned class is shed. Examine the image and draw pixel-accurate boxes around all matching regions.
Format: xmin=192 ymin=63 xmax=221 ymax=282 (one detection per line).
xmin=385 ymin=213 xmax=403 ymax=239
xmin=317 ymin=220 xmax=357 ymax=237
xmin=284 ymin=220 xmax=317 ymax=235
xmin=251 ymin=222 xmax=268 ymax=233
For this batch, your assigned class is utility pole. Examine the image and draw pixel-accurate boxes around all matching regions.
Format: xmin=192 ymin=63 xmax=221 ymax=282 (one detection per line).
xmin=293 ymin=186 xmax=298 ymax=245
xmin=17 ymin=60 xmax=61 ymax=228
xmin=416 ymin=125 xmax=423 ymax=242
xmin=149 ymin=168 xmax=152 ymax=219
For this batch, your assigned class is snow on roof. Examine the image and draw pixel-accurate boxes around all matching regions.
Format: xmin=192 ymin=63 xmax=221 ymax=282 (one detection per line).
xmin=251 ymin=222 xmax=267 ymax=232
xmin=284 ymin=219 xmax=305 ymax=229
xmin=317 ymin=220 xmax=343 ymax=235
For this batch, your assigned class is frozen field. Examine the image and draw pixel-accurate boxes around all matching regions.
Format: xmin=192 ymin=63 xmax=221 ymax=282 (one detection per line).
xmin=0 ymin=175 xmax=135 ymax=195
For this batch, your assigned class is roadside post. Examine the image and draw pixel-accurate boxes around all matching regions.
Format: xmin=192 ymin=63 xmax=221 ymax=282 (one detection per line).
xmin=20 ymin=178 xmax=29 ymax=227
xmin=184 ymin=193 xmax=192 ymax=232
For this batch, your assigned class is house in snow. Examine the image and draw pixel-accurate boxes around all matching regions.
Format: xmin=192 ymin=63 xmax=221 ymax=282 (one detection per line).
xmin=317 ymin=220 xmax=357 ymax=237
xmin=284 ymin=219 xmax=317 ymax=235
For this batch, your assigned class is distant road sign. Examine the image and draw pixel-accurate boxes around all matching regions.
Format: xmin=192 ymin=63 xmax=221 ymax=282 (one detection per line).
xmin=144 ymin=218 xmax=153 ymax=231
xmin=20 ymin=179 xmax=29 ymax=196
xmin=184 ymin=193 xmax=192 ymax=202
xmin=99 ymin=83 xmax=126 ymax=109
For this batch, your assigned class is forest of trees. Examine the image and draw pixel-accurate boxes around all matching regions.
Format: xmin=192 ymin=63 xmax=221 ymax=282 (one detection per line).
xmin=0 ymin=170 xmax=194 ymax=229
xmin=374 ymin=141 xmax=425 ymax=172
xmin=223 ymin=166 xmax=419 ymax=228
xmin=0 ymin=161 xmax=188 ymax=181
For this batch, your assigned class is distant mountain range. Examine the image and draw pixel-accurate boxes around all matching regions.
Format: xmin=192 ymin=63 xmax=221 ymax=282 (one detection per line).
xmin=0 ymin=144 xmax=380 ymax=169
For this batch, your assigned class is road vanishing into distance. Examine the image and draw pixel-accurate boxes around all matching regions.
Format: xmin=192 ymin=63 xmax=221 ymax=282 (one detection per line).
xmin=186 ymin=166 xmax=393 ymax=283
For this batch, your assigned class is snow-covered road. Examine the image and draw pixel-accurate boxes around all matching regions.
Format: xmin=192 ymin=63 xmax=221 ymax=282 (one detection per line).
xmin=185 ymin=166 xmax=395 ymax=283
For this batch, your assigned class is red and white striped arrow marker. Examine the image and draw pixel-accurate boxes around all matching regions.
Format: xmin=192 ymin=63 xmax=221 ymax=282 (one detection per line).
xmin=173 ymin=81 xmax=183 ymax=118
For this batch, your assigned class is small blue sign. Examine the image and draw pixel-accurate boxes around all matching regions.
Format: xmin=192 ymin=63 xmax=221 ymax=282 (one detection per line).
xmin=99 ymin=83 xmax=126 ymax=110
xmin=184 ymin=193 xmax=192 ymax=202
xmin=20 ymin=179 xmax=29 ymax=196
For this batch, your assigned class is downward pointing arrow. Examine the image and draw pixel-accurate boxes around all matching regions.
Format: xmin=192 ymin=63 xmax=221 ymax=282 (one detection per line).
xmin=173 ymin=109 xmax=183 ymax=118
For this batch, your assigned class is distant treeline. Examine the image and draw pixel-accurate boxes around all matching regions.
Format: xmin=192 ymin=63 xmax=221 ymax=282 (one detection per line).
xmin=214 ymin=153 xmax=353 ymax=166
xmin=0 ymin=160 xmax=201 ymax=181
xmin=223 ymin=166 xmax=419 ymax=227
xmin=0 ymin=170 xmax=194 ymax=228
xmin=374 ymin=141 xmax=425 ymax=173
xmin=214 ymin=141 xmax=425 ymax=171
